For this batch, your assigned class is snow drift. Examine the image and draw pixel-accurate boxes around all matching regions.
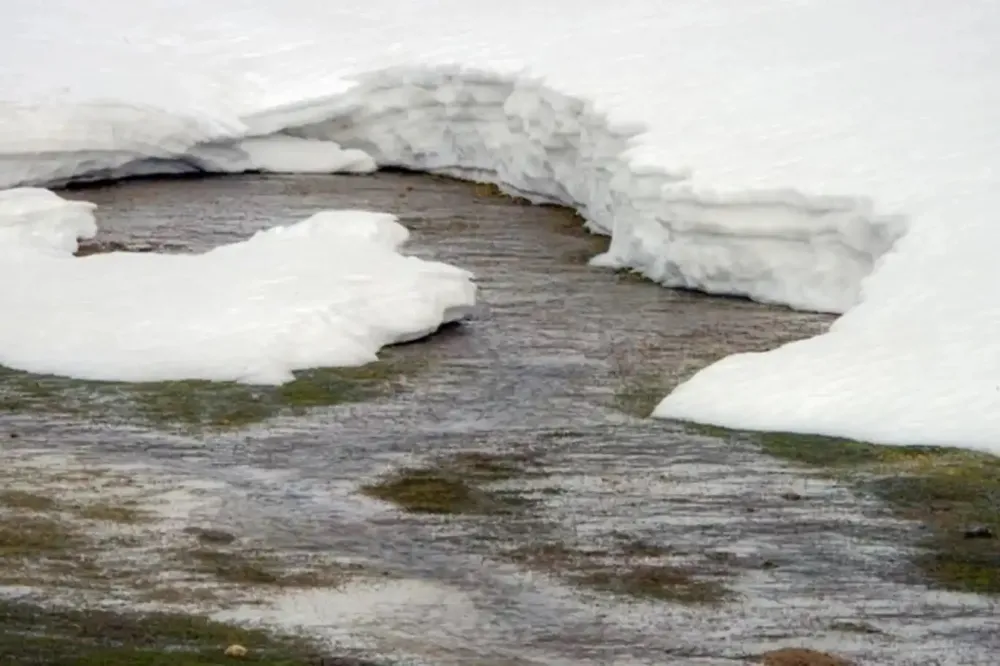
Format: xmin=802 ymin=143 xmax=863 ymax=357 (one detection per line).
xmin=0 ymin=188 xmax=475 ymax=384
xmin=3 ymin=0 xmax=1000 ymax=450
xmin=0 ymin=67 xmax=903 ymax=314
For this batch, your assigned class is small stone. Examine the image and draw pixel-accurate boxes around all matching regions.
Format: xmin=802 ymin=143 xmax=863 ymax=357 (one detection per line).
xmin=9 ymin=433 xmax=18 ymax=439
xmin=964 ymin=525 xmax=995 ymax=539
xmin=224 ymin=644 xmax=248 ymax=658
xmin=780 ymin=491 xmax=802 ymax=501
xmin=745 ymin=506 xmax=757 ymax=513
xmin=760 ymin=559 xmax=778 ymax=570
xmin=184 ymin=526 xmax=237 ymax=545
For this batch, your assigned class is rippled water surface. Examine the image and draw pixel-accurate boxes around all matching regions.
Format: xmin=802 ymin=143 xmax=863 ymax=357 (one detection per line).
xmin=3 ymin=173 xmax=997 ymax=665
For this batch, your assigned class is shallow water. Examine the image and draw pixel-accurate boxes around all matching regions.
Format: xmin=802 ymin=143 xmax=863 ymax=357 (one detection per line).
xmin=3 ymin=173 xmax=997 ymax=665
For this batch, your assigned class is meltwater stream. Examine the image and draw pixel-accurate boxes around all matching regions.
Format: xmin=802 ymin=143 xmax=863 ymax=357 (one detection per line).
xmin=4 ymin=173 xmax=997 ymax=665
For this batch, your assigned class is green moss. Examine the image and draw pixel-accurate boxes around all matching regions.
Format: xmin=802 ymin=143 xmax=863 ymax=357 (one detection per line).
xmin=360 ymin=469 xmax=520 ymax=515
xmin=470 ymin=180 xmax=531 ymax=204
xmin=183 ymin=527 xmax=238 ymax=545
xmin=685 ymin=423 xmax=738 ymax=439
xmin=612 ymin=371 xmax=671 ymax=418
xmin=757 ymin=431 xmax=953 ymax=468
xmin=176 ymin=549 xmax=356 ymax=589
xmin=616 ymin=537 xmax=673 ymax=558
xmin=828 ymin=620 xmax=883 ymax=635
xmin=507 ymin=542 xmax=729 ymax=605
xmin=0 ymin=488 xmax=150 ymax=525
xmin=577 ymin=565 xmax=729 ymax=605
xmin=444 ymin=451 xmax=547 ymax=483
xmin=0 ymin=490 xmax=58 ymax=512
xmin=72 ymin=501 xmax=149 ymax=524
xmin=0 ymin=513 xmax=82 ymax=557
xmin=692 ymin=425 xmax=1000 ymax=596
xmin=0 ymin=354 xmax=423 ymax=431
xmin=609 ymin=267 xmax=646 ymax=283
xmin=0 ymin=599 xmax=325 ymax=666
xmin=359 ymin=450 xmax=545 ymax=515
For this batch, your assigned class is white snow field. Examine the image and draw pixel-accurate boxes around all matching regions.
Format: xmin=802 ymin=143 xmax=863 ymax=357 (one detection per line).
xmin=0 ymin=188 xmax=475 ymax=383
xmin=2 ymin=0 xmax=999 ymax=449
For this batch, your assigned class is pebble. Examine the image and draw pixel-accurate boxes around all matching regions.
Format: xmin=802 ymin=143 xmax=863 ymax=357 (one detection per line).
xmin=224 ymin=644 xmax=248 ymax=658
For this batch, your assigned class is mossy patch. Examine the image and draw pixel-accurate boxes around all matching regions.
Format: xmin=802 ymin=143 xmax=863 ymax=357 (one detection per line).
xmin=507 ymin=541 xmax=730 ymax=605
xmin=361 ymin=470 xmax=521 ymax=515
xmin=0 ymin=598 xmax=327 ymax=666
xmin=0 ymin=490 xmax=59 ymax=512
xmin=694 ymin=425 xmax=1000 ymax=596
xmin=607 ymin=335 xmax=705 ymax=418
xmin=173 ymin=548 xmax=359 ymax=589
xmin=578 ymin=565 xmax=728 ymax=604
xmin=612 ymin=268 xmax=650 ymax=285
xmin=72 ymin=501 xmax=150 ymax=524
xmin=0 ymin=488 xmax=149 ymax=525
xmin=829 ymin=620 xmax=883 ymax=635
xmin=359 ymin=450 xmax=545 ymax=516
xmin=615 ymin=537 xmax=674 ymax=558
xmin=184 ymin=526 xmax=238 ymax=545
xmin=471 ymin=181 xmax=532 ymax=205
xmin=0 ymin=494 xmax=158 ymax=592
xmin=360 ymin=451 xmax=731 ymax=604
xmin=757 ymin=432 xmax=952 ymax=469
xmin=612 ymin=370 xmax=672 ymax=418
xmin=0 ymin=353 xmax=424 ymax=430
xmin=444 ymin=451 xmax=547 ymax=483
xmin=0 ymin=512 xmax=83 ymax=557
xmin=74 ymin=240 xmax=184 ymax=257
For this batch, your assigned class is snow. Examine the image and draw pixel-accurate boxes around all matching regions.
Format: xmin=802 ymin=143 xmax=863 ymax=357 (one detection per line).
xmin=0 ymin=0 xmax=930 ymax=313
xmin=1 ymin=1 xmax=999 ymax=450
xmin=187 ymin=136 xmax=377 ymax=175
xmin=0 ymin=188 xmax=475 ymax=384
xmin=654 ymin=188 xmax=1000 ymax=452
xmin=213 ymin=580 xmax=485 ymax=658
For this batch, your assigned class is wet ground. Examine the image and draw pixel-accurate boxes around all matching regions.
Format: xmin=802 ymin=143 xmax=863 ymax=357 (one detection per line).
xmin=1 ymin=172 xmax=997 ymax=665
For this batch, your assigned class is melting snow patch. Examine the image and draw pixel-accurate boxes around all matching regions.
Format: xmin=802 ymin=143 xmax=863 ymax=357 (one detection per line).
xmin=213 ymin=579 xmax=484 ymax=654
xmin=0 ymin=188 xmax=475 ymax=383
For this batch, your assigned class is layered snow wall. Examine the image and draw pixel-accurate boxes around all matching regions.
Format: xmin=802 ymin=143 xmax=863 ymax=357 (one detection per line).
xmin=0 ymin=67 xmax=905 ymax=315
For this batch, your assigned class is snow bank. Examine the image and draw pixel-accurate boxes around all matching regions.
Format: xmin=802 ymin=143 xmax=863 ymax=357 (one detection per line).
xmin=0 ymin=0 xmax=927 ymax=314
xmin=0 ymin=188 xmax=475 ymax=384
xmin=0 ymin=187 xmax=97 ymax=255
xmin=655 ymin=190 xmax=1000 ymax=453
xmin=0 ymin=104 xmax=376 ymax=187
xmin=0 ymin=69 xmax=903 ymax=313
xmin=282 ymin=67 xmax=906 ymax=313
xmin=187 ymin=136 xmax=376 ymax=175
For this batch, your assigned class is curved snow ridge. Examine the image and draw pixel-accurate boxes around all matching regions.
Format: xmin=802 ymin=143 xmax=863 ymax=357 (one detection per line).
xmin=2 ymin=66 xmax=908 ymax=314
xmin=281 ymin=66 xmax=907 ymax=314
xmin=0 ymin=101 xmax=248 ymax=188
